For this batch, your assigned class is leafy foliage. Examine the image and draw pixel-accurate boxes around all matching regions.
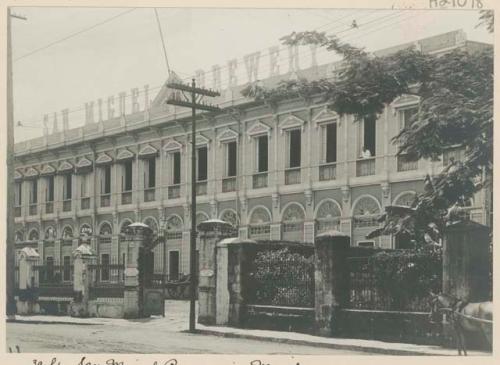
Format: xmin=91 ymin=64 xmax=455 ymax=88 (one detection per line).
xmin=368 ymin=247 xmax=442 ymax=307
xmin=242 ymin=21 xmax=493 ymax=242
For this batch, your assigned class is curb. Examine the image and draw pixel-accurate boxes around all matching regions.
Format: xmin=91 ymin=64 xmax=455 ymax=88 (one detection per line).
xmin=7 ymin=318 xmax=100 ymax=326
xmin=193 ymin=329 xmax=446 ymax=356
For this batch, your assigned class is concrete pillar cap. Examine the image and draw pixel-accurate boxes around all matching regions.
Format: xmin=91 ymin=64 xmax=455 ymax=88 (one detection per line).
xmin=19 ymin=247 xmax=40 ymax=260
xmin=73 ymin=243 xmax=96 ymax=258
xmin=217 ymin=237 xmax=257 ymax=247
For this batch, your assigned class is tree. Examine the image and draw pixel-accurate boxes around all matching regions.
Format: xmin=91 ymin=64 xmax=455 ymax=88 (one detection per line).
xmin=241 ymin=16 xmax=493 ymax=244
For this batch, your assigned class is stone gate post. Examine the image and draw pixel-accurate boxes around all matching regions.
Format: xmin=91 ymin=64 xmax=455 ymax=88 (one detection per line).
xmin=197 ymin=219 xmax=235 ymax=325
xmin=16 ymin=247 xmax=40 ymax=315
xmin=314 ymin=230 xmax=350 ymax=336
xmin=123 ymin=222 xmax=153 ymax=318
xmin=70 ymin=243 xmax=96 ymax=317
xmin=443 ymin=221 xmax=491 ymax=301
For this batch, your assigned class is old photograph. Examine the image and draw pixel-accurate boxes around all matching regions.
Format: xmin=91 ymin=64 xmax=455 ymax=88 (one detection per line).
xmin=4 ymin=3 xmax=495 ymax=359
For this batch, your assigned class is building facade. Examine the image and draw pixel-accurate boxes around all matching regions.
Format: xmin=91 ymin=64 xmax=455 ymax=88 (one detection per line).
xmin=12 ymin=30 xmax=491 ymax=278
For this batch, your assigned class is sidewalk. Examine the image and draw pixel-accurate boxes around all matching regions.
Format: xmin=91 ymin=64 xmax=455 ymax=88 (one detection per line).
xmin=8 ymin=313 xmax=490 ymax=356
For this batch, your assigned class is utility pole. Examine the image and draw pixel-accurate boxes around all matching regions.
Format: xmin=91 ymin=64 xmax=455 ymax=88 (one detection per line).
xmin=6 ymin=9 xmax=27 ymax=317
xmin=166 ymin=77 xmax=219 ymax=332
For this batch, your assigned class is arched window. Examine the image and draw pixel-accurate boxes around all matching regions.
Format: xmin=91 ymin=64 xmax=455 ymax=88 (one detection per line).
xmin=281 ymin=203 xmax=305 ymax=242
xmin=15 ymin=230 xmax=24 ymax=243
xmin=316 ymin=200 xmax=342 ymax=233
xmin=98 ymin=222 xmax=112 ymax=250
xmin=28 ymin=229 xmax=39 ymax=242
xmin=120 ymin=220 xmax=132 ymax=234
xmin=352 ymin=196 xmax=381 ymax=247
xmin=196 ymin=212 xmax=209 ymax=224
xmin=220 ymin=209 xmax=239 ymax=228
xmin=143 ymin=217 xmax=159 ymax=235
xmin=44 ymin=226 xmax=57 ymax=241
xmin=62 ymin=226 xmax=73 ymax=240
xmin=393 ymin=192 xmax=416 ymax=207
xmin=248 ymin=207 xmax=271 ymax=240
xmin=166 ymin=215 xmax=183 ymax=240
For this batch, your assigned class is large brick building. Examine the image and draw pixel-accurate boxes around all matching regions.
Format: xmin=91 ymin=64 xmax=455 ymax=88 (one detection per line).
xmin=12 ymin=30 xmax=491 ymax=279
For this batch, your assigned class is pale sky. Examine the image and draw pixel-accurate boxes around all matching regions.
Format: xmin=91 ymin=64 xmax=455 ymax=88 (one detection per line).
xmin=11 ymin=7 xmax=493 ymax=142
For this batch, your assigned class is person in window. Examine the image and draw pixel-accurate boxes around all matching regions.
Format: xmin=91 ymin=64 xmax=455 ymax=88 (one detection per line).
xmin=361 ymin=146 xmax=372 ymax=159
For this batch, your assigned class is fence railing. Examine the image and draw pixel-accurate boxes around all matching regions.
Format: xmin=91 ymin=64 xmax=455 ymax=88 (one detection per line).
xmin=45 ymin=202 xmax=54 ymax=214
xmin=347 ymin=252 xmax=441 ymax=312
xmin=246 ymin=245 xmax=315 ymax=308
xmin=253 ymin=172 xmax=268 ymax=189
xmin=356 ymin=158 xmax=376 ymax=177
xmin=397 ymin=155 xmax=418 ymax=172
xmin=285 ymin=168 xmax=301 ymax=185
xmin=196 ymin=181 xmax=207 ymax=196
xmin=319 ymin=163 xmax=337 ymax=181
xmin=29 ymin=204 xmax=37 ymax=216
xmin=63 ymin=200 xmax=72 ymax=212
xmin=168 ymin=185 xmax=180 ymax=199
xmin=100 ymin=194 xmax=111 ymax=207
xmin=81 ymin=197 xmax=90 ymax=210
xmin=122 ymin=191 xmax=132 ymax=205
xmin=144 ymin=188 xmax=156 ymax=202
xmin=222 ymin=177 xmax=237 ymax=192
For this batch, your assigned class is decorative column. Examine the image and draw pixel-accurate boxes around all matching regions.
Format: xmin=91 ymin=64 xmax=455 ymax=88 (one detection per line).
xmin=16 ymin=247 xmax=41 ymax=315
xmin=270 ymin=193 xmax=281 ymax=240
xmin=123 ymin=223 xmax=153 ymax=318
xmin=70 ymin=243 xmax=96 ymax=317
xmin=314 ymin=231 xmax=350 ymax=336
xmin=197 ymin=220 xmax=234 ymax=325
xmin=340 ymin=186 xmax=352 ymax=237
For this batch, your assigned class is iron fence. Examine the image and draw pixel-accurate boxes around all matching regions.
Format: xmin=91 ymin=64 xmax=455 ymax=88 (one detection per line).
xmin=347 ymin=252 xmax=441 ymax=312
xmin=246 ymin=244 xmax=315 ymax=308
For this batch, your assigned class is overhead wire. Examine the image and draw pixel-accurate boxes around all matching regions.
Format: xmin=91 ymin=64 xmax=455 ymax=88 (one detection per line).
xmin=153 ymin=8 xmax=171 ymax=75
xmin=16 ymin=9 xmax=427 ymax=130
xmin=14 ymin=8 xmax=138 ymax=62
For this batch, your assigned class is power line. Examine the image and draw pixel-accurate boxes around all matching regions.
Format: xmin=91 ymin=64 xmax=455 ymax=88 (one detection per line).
xmin=14 ymin=8 xmax=137 ymax=62
xmin=153 ymin=8 xmax=171 ymax=75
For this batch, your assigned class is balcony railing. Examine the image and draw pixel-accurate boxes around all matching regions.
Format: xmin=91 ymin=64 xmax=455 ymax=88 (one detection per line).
xmin=285 ymin=168 xmax=301 ymax=185
xmin=14 ymin=206 xmax=21 ymax=217
xmin=443 ymin=146 xmax=466 ymax=166
xmin=397 ymin=155 xmax=418 ymax=172
xmin=196 ymin=181 xmax=207 ymax=196
xmin=356 ymin=158 xmax=375 ymax=177
xmin=45 ymin=202 xmax=54 ymax=214
xmin=144 ymin=188 xmax=156 ymax=202
xmin=29 ymin=204 xmax=37 ymax=216
xmin=168 ymin=185 xmax=180 ymax=199
xmin=222 ymin=177 xmax=237 ymax=192
xmin=252 ymin=172 xmax=268 ymax=189
xmin=62 ymin=200 xmax=72 ymax=212
xmin=81 ymin=197 xmax=90 ymax=210
xmin=319 ymin=163 xmax=337 ymax=181
xmin=121 ymin=191 xmax=132 ymax=205
xmin=100 ymin=194 xmax=111 ymax=207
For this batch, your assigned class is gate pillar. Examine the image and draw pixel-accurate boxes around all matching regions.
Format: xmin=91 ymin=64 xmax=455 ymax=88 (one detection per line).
xmin=198 ymin=219 xmax=235 ymax=325
xmin=314 ymin=230 xmax=350 ymax=336
xmin=16 ymin=247 xmax=41 ymax=314
xmin=123 ymin=222 xmax=153 ymax=318
xmin=70 ymin=243 xmax=96 ymax=317
xmin=443 ymin=220 xmax=491 ymax=302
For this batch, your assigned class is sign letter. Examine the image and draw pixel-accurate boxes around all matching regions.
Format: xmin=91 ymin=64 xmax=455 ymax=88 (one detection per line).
xmin=212 ymin=64 xmax=221 ymax=91
xmin=84 ymin=101 xmax=94 ymax=125
xmin=269 ymin=46 xmax=280 ymax=77
xmin=61 ymin=109 xmax=69 ymax=130
xmin=227 ymin=59 xmax=238 ymax=88
xmin=131 ymin=88 xmax=140 ymax=113
xmin=244 ymin=51 xmax=261 ymax=83
xmin=195 ymin=69 xmax=206 ymax=88
xmin=119 ymin=92 xmax=127 ymax=116
xmin=107 ymin=96 xmax=115 ymax=120
xmin=288 ymin=45 xmax=299 ymax=73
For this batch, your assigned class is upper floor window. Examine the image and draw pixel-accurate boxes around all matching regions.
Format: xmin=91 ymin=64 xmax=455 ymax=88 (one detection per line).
xmin=121 ymin=161 xmax=132 ymax=192
xmin=225 ymin=141 xmax=237 ymax=177
xmin=144 ymin=157 xmax=156 ymax=189
xmin=80 ymin=173 xmax=90 ymax=198
xmin=46 ymin=176 xmax=54 ymax=202
xmin=361 ymin=116 xmax=376 ymax=158
xmin=287 ymin=129 xmax=301 ymax=168
xmin=15 ymin=182 xmax=22 ymax=206
xmin=322 ymin=122 xmax=337 ymax=163
xmin=170 ymin=151 xmax=181 ymax=185
xmin=63 ymin=174 xmax=72 ymax=200
xmin=400 ymin=107 xmax=418 ymax=130
xmin=256 ymin=135 xmax=268 ymax=173
xmin=197 ymin=146 xmax=208 ymax=181
xmin=101 ymin=165 xmax=111 ymax=195
xmin=29 ymin=179 xmax=38 ymax=204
